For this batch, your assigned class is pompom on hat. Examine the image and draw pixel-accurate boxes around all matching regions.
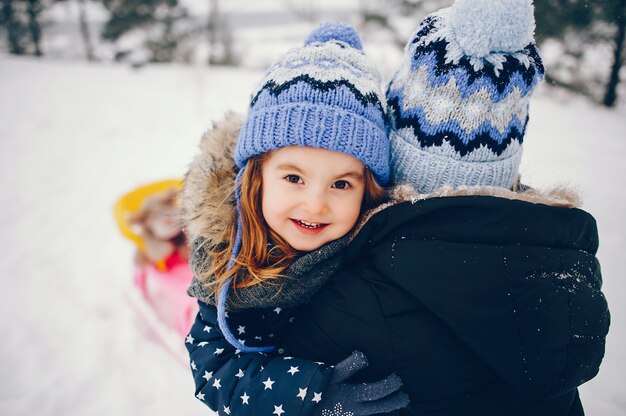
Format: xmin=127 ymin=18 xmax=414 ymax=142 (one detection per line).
xmin=386 ymin=0 xmax=544 ymax=193
xmin=218 ymin=22 xmax=389 ymax=353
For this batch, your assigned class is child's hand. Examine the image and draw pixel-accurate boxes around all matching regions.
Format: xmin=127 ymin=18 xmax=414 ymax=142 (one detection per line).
xmin=312 ymin=351 xmax=410 ymax=416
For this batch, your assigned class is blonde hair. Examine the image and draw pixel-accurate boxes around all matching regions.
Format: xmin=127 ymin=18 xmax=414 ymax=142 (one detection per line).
xmin=202 ymin=153 xmax=387 ymax=300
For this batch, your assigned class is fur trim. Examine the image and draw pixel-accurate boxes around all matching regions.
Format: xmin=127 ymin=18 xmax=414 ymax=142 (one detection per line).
xmin=181 ymin=112 xmax=244 ymax=247
xmin=390 ymin=183 xmax=582 ymax=208
xmin=353 ymin=184 xmax=582 ymax=238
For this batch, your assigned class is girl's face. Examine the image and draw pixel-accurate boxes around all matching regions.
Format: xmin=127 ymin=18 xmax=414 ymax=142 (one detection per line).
xmin=261 ymin=146 xmax=365 ymax=252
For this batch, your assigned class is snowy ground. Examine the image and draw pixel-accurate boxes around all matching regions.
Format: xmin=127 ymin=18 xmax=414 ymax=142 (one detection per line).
xmin=1 ymin=52 xmax=625 ymax=416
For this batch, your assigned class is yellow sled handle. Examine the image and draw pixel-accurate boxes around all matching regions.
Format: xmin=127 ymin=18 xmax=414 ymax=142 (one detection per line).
xmin=113 ymin=179 xmax=183 ymax=269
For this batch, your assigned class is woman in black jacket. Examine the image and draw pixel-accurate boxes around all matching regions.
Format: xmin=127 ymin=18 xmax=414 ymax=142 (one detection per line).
xmin=277 ymin=1 xmax=610 ymax=414
xmin=279 ymin=185 xmax=608 ymax=415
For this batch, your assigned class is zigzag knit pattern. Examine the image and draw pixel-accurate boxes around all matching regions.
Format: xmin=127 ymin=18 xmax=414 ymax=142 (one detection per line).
xmin=386 ymin=7 xmax=544 ymax=193
xmin=237 ymin=32 xmax=389 ymax=184
xmin=387 ymin=11 xmax=544 ymax=157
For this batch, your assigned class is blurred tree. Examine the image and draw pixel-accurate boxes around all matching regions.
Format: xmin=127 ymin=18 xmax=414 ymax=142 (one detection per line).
xmin=58 ymin=0 xmax=96 ymax=61
xmin=101 ymin=0 xmax=189 ymax=63
xmin=1 ymin=0 xmax=45 ymax=56
xmin=535 ymin=0 xmax=625 ymax=107
xmin=25 ymin=0 xmax=43 ymax=56
xmin=535 ymin=0 xmax=595 ymax=43
xmin=602 ymin=0 xmax=625 ymax=107
xmin=207 ymin=0 xmax=236 ymax=65
xmin=77 ymin=0 xmax=95 ymax=61
xmin=1 ymin=0 xmax=27 ymax=54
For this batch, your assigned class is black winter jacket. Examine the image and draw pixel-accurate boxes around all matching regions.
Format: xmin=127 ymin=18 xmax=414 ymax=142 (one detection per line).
xmin=279 ymin=194 xmax=610 ymax=416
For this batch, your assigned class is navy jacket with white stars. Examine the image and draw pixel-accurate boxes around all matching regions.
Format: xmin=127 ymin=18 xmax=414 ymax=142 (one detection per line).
xmin=186 ymin=300 xmax=333 ymax=416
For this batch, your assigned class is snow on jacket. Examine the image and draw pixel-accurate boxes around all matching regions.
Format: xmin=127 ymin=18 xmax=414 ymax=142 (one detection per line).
xmin=182 ymin=114 xmax=340 ymax=416
xmin=278 ymin=185 xmax=610 ymax=416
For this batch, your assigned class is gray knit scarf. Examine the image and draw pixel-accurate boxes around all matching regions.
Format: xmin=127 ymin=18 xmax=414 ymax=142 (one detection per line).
xmin=187 ymin=235 xmax=349 ymax=310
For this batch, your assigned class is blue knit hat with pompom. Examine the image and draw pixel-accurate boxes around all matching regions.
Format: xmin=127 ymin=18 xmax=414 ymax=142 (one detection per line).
xmin=236 ymin=21 xmax=389 ymax=184
xmin=387 ymin=0 xmax=544 ymax=193
xmin=217 ymin=22 xmax=388 ymax=354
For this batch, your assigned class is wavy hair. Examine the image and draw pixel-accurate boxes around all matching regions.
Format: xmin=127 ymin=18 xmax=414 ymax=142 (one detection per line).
xmin=202 ymin=152 xmax=387 ymax=300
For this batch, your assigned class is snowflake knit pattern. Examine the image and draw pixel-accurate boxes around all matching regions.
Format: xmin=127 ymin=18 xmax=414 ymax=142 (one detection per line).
xmin=387 ymin=0 xmax=545 ymax=193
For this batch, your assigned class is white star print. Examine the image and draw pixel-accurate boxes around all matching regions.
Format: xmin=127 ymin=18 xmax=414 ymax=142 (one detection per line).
xmin=198 ymin=341 xmax=208 ymax=347
xmin=237 ymin=325 xmax=246 ymax=334
xmin=190 ymin=361 xmax=197 ymax=371
xmin=224 ymin=311 xmax=229 ymax=318
xmin=262 ymin=377 xmax=275 ymax=390
xmin=235 ymin=369 xmax=245 ymax=378
xmin=297 ymin=387 xmax=307 ymax=400
xmin=241 ymin=392 xmax=250 ymax=405
xmin=274 ymin=307 xmax=282 ymax=314
xmin=312 ymin=392 xmax=322 ymax=403
xmin=287 ymin=366 xmax=300 ymax=375
xmin=203 ymin=326 xmax=211 ymax=333
xmin=212 ymin=378 xmax=221 ymax=389
xmin=223 ymin=405 xmax=231 ymax=415
xmin=202 ymin=371 xmax=212 ymax=381
xmin=283 ymin=356 xmax=293 ymax=360
xmin=185 ymin=334 xmax=194 ymax=344
xmin=214 ymin=347 xmax=224 ymax=355
xmin=273 ymin=404 xmax=285 ymax=416
xmin=196 ymin=392 xmax=205 ymax=401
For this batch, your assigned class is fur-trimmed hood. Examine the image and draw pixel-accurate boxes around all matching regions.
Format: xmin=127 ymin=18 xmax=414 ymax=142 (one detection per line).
xmin=181 ymin=113 xmax=244 ymax=247
xmin=181 ymin=113 xmax=582 ymax=249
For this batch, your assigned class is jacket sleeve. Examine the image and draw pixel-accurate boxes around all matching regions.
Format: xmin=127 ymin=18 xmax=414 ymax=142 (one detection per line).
xmin=186 ymin=300 xmax=333 ymax=416
xmin=387 ymin=238 xmax=610 ymax=399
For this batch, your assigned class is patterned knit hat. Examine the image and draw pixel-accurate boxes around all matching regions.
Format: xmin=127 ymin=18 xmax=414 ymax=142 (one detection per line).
xmin=236 ymin=21 xmax=389 ymax=184
xmin=218 ymin=22 xmax=388 ymax=353
xmin=386 ymin=0 xmax=544 ymax=193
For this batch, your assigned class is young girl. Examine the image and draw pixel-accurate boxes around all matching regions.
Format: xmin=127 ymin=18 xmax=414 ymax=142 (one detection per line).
xmin=183 ymin=23 xmax=410 ymax=416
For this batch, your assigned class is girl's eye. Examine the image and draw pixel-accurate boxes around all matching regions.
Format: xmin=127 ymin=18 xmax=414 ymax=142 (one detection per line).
xmin=332 ymin=180 xmax=351 ymax=190
xmin=285 ymin=175 xmax=302 ymax=184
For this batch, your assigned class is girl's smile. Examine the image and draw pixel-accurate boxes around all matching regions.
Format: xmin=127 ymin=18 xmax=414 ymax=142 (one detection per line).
xmin=291 ymin=218 xmax=329 ymax=232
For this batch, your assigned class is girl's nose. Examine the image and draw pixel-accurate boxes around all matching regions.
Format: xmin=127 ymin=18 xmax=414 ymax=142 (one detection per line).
xmin=302 ymin=188 xmax=328 ymax=215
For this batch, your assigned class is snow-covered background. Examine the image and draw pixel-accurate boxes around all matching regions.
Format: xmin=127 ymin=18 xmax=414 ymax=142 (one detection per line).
xmin=1 ymin=2 xmax=625 ymax=416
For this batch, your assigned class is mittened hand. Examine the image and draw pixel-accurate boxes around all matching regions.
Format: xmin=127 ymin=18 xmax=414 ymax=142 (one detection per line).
xmin=312 ymin=351 xmax=410 ymax=416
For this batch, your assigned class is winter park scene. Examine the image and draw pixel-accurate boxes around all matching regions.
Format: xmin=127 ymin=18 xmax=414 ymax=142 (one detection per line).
xmin=1 ymin=0 xmax=625 ymax=415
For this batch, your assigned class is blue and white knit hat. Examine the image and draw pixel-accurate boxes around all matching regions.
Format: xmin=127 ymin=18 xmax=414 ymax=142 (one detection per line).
xmin=236 ymin=21 xmax=389 ymax=184
xmin=386 ymin=0 xmax=544 ymax=193
xmin=218 ymin=22 xmax=388 ymax=353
